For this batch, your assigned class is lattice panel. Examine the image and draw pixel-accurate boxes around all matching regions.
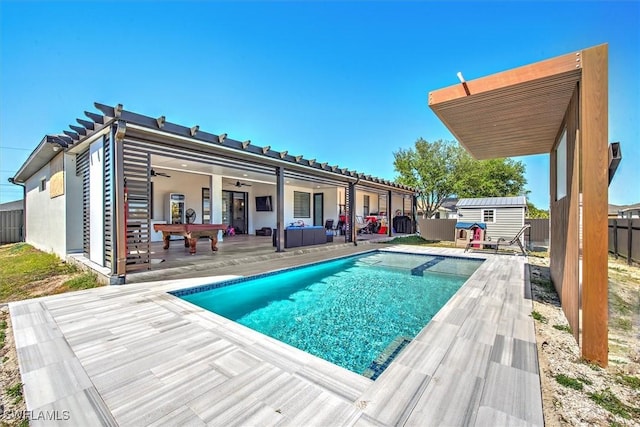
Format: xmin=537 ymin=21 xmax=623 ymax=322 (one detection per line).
xmin=122 ymin=142 xmax=151 ymax=271
xmin=76 ymin=149 xmax=90 ymax=257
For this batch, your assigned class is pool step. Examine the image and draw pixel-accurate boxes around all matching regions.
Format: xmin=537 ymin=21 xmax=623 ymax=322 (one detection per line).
xmin=410 ymin=256 xmax=445 ymax=276
xmin=362 ymin=336 xmax=412 ymax=380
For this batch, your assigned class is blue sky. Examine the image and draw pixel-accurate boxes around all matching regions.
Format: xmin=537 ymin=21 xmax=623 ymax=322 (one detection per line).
xmin=1 ymin=1 xmax=638 ymax=208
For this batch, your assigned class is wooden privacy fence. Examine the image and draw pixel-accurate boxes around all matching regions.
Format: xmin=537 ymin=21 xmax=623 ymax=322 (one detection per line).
xmin=417 ymin=218 xmax=456 ymax=241
xmin=525 ymin=219 xmax=550 ymax=249
xmin=608 ymin=219 xmax=639 ymax=265
xmin=0 ymin=209 xmax=24 ymax=244
xmin=418 ymin=217 xmax=550 ymax=250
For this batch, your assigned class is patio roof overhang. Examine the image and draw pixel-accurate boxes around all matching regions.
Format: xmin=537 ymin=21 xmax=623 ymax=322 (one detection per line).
xmin=428 ymin=49 xmax=583 ymax=160
xmin=12 ymin=103 xmax=416 ymax=196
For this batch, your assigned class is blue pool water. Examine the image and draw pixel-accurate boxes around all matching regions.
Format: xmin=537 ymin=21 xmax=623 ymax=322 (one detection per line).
xmin=176 ymin=251 xmax=483 ymax=377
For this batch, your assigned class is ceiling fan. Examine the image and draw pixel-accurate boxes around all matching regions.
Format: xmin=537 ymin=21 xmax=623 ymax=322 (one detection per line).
xmin=151 ymin=169 xmax=171 ymax=178
xmin=235 ymin=180 xmax=252 ymax=187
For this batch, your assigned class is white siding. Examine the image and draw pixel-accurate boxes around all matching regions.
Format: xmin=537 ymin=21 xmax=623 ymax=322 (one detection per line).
xmin=458 ymin=207 xmax=525 ymax=242
xmin=24 ymin=163 xmax=67 ymax=258
xmin=64 ymin=153 xmax=83 ymax=253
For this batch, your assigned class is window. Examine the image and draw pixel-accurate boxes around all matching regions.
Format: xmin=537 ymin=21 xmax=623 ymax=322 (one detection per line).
xmin=482 ymin=209 xmax=495 ymax=223
xmin=363 ymin=195 xmax=370 ymax=216
xmin=403 ymin=197 xmax=412 ymax=214
xmin=39 ymin=178 xmax=46 ymax=192
xmin=293 ymin=191 xmax=310 ymax=218
xmin=202 ymin=188 xmax=211 ymax=223
xmin=378 ymin=194 xmax=387 ymax=215
xmin=556 ymin=129 xmax=567 ymax=200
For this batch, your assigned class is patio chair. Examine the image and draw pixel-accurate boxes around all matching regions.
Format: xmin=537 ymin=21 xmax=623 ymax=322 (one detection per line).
xmin=355 ymin=215 xmax=371 ymax=234
xmin=465 ymin=224 xmax=531 ymax=255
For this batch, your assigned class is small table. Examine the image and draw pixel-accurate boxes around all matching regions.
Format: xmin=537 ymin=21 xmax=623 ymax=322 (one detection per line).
xmin=153 ymin=224 xmax=228 ymax=255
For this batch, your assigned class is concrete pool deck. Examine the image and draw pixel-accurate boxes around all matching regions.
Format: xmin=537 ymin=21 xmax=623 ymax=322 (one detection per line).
xmin=10 ymin=245 xmax=543 ymax=426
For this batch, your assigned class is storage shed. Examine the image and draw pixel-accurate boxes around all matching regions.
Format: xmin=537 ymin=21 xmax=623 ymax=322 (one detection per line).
xmin=456 ymin=196 xmax=527 ymax=244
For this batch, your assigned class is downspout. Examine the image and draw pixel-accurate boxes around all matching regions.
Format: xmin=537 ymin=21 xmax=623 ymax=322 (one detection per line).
xmin=7 ymin=178 xmax=26 ymax=241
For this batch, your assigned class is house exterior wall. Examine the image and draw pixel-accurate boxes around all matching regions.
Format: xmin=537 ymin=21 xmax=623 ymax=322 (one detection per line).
xmin=550 ymin=86 xmax=581 ymax=346
xmin=210 ymin=175 xmax=222 ymax=224
xmin=250 ymin=182 xmax=276 ymax=232
xmin=322 ymin=187 xmax=339 ymax=226
xmin=24 ymin=160 xmax=67 ymax=258
xmin=457 ymin=206 xmax=525 ymax=242
xmin=152 ymin=169 xmax=211 ymax=224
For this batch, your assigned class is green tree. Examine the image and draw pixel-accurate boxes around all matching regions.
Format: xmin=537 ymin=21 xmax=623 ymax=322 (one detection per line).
xmin=527 ymin=202 xmax=549 ymax=218
xmin=453 ymin=155 xmax=527 ymax=198
xmin=393 ymin=139 xmax=464 ymax=218
xmin=393 ymin=138 xmax=528 ymax=218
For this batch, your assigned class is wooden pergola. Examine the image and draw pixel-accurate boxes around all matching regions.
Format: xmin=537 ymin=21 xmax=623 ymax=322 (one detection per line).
xmin=429 ymin=44 xmax=609 ymax=366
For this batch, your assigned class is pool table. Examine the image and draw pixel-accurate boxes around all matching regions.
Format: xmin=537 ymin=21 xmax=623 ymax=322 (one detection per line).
xmin=153 ymin=223 xmax=228 ymax=255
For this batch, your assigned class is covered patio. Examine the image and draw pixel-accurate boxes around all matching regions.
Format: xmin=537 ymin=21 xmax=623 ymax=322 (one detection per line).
xmin=71 ymin=230 xmax=402 ymax=284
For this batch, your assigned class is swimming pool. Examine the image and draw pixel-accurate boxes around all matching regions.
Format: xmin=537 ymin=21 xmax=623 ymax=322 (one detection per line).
xmin=173 ymin=251 xmax=483 ymax=378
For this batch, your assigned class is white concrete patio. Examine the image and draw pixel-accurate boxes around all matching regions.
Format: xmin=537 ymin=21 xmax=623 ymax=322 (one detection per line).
xmin=11 ymin=245 xmax=543 ymax=426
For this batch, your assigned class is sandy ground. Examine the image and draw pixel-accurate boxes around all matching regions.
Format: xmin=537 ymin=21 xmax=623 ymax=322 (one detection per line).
xmin=529 ymin=255 xmax=640 ymax=426
xmin=0 ymin=258 xmax=638 ymax=425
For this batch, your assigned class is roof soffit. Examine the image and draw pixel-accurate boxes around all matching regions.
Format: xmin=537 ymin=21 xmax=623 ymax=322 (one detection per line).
xmin=429 ymin=49 xmax=584 ymax=160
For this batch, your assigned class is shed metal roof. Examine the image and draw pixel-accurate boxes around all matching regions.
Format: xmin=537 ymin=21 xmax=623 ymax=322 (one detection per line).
xmin=456 ymin=196 xmax=527 ymax=208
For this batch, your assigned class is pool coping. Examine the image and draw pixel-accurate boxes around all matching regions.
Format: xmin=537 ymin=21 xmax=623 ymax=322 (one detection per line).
xmin=9 ymin=246 xmax=543 ymax=426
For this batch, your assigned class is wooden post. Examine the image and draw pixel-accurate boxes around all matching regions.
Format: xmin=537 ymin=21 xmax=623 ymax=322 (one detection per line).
xmin=580 ymin=44 xmax=609 ymax=367
xmin=613 ymin=219 xmax=618 ymax=259
xmin=628 ymin=219 xmax=633 ymax=266
xmin=387 ymin=190 xmax=392 ymax=237
xmin=275 ymin=166 xmax=285 ymax=252
xmin=348 ymin=182 xmax=356 ymax=245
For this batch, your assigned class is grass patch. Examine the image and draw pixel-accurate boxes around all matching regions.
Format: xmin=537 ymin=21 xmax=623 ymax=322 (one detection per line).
xmin=531 ymin=310 xmax=548 ymax=323
xmin=555 ymin=374 xmax=585 ymax=390
xmin=385 ymin=236 xmax=433 ymax=245
xmin=531 ymin=277 xmax=555 ymax=293
xmin=6 ymin=382 xmax=23 ymax=404
xmin=588 ymin=388 xmax=640 ymax=419
xmin=617 ymin=374 xmax=640 ymax=390
xmin=611 ymin=317 xmax=632 ymax=332
xmin=552 ymin=324 xmax=572 ymax=333
xmin=61 ymin=273 xmax=101 ymax=291
xmin=0 ymin=318 xmax=7 ymax=348
xmin=609 ymin=291 xmax=632 ymax=316
xmin=528 ymin=250 xmax=550 ymax=258
xmin=0 ymin=243 xmax=103 ymax=303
